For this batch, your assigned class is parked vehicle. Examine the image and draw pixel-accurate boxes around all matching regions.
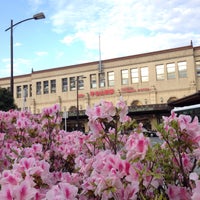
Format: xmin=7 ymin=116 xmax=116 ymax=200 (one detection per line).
xmin=143 ymin=129 xmax=158 ymax=137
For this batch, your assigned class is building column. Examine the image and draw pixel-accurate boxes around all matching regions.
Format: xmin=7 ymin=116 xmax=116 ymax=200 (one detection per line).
xmin=150 ymin=85 xmax=157 ymax=104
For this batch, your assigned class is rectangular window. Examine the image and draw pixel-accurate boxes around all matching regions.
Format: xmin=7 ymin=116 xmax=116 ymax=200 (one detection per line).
xmin=178 ymin=61 xmax=187 ymax=78
xmin=131 ymin=68 xmax=139 ymax=83
xmin=16 ymin=86 xmax=22 ymax=98
xmin=43 ymin=80 xmax=49 ymax=94
xmin=141 ymin=67 xmax=149 ymax=82
xmin=70 ymin=77 xmax=76 ymax=91
xmin=99 ymin=73 xmax=105 ymax=88
xmin=29 ymin=84 xmax=32 ymax=97
xmin=121 ymin=69 xmax=129 ymax=85
xmin=36 ymin=82 xmax=41 ymax=95
xmin=78 ymin=76 xmax=85 ymax=90
xmin=90 ymin=74 xmax=97 ymax=89
xmin=50 ymin=79 xmax=56 ymax=93
xmin=167 ymin=63 xmax=176 ymax=79
xmin=156 ymin=64 xmax=164 ymax=80
xmin=196 ymin=61 xmax=200 ymax=77
xmin=62 ymin=78 xmax=68 ymax=92
xmin=108 ymin=71 xmax=114 ymax=87
xmin=23 ymin=85 xmax=28 ymax=98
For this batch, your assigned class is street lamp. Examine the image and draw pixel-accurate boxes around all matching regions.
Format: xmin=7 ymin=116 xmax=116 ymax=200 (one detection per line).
xmin=76 ymin=75 xmax=86 ymax=130
xmin=5 ymin=12 xmax=45 ymax=98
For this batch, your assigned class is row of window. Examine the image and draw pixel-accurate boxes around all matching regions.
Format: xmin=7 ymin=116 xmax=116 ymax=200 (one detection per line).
xmin=121 ymin=61 xmax=188 ymax=85
xmin=156 ymin=61 xmax=187 ymax=80
xmin=16 ymin=61 xmax=188 ymax=98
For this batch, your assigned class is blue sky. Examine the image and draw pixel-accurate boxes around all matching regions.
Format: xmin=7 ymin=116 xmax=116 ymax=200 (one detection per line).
xmin=0 ymin=0 xmax=200 ymax=78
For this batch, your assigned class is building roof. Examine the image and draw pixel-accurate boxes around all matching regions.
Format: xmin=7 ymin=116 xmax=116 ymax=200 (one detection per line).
xmin=168 ymin=91 xmax=200 ymax=107
xmin=0 ymin=44 xmax=195 ymax=80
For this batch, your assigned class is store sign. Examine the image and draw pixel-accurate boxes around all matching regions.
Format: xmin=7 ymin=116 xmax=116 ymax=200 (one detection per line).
xmin=90 ymin=89 xmax=115 ymax=97
xmin=78 ymin=94 xmax=85 ymax=98
xmin=121 ymin=87 xmax=150 ymax=93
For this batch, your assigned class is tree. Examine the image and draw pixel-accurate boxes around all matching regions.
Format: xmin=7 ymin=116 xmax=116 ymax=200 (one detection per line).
xmin=0 ymin=87 xmax=17 ymax=111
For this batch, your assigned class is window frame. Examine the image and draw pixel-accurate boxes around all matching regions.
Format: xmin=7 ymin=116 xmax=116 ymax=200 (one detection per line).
xmin=156 ymin=64 xmax=165 ymax=80
xmin=178 ymin=61 xmax=187 ymax=78
xmin=43 ymin=80 xmax=49 ymax=94
xmin=131 ymin=68 xmax=139 ymax=83
xmin=167 ymin=63 xmax=176 ymax=79
xmin=141 ymin=66 xmax=149 ymax=82
xmin=62 ymin=78 xmax=68 ymax=92
xmin=16 ymin=86 xmax=22 ymax=98
xmin=121 ymin=69 xmax=129 ymax=85
xmin=70 ymin=77 xmax=76 ymax=91
xmin=90 ymin=74 xmax=97 ymax=89
xmin=99 ymin=72 xmax=105 ymax=88
xmin=196 ymin=61 xmax=200 ymax=77
xmin=107 ymin=71 xmax=115 ymax=87
xmin=36 ymin=82 xmax=41 ymax=95
xmin=50 ymin=79 xmax=56 ymax=93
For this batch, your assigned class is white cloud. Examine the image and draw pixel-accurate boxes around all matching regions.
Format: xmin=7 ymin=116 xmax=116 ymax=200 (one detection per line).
xmin=55 ymin=51 xmax=64 ymax=60
xmin=28 ymin=0 xmax=44 ymax=10
xmin=13 ymin=58 xmax=32 ymax=75
xmin=14 ymin=42 xmax=22 ymax=47
xmin=2 ymin=0 xmax=200 ymax=78
xmin=0 ymin=57 xmax=33 ymax=77
xmin=60 ymin=35 xmax=76 ymax=45
xmin=35 ymin=51 xmax=48 ymax=56
xmin=48 ymin=0 xmax=200 ymax=62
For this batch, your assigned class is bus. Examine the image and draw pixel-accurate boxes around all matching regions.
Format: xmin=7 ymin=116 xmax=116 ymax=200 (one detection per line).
xmin=172 ymin=104 xmax=200 ymax=122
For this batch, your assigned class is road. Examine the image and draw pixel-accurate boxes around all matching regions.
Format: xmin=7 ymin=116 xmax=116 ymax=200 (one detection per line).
xmin=150 ymin=137 xmax=163 ymax=146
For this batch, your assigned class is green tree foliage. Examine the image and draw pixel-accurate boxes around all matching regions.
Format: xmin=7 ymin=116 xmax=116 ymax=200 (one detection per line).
xmin=0 ymin=87 xmax=17 ymax=111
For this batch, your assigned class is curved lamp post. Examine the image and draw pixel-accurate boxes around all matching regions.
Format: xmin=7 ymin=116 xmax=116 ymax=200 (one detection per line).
xmin=5 ymin=12 xmax=45 ymax=98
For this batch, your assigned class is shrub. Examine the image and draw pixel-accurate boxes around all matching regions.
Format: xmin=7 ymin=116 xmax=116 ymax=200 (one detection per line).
xmin=0 ymin=99 xmax=199 ymax=199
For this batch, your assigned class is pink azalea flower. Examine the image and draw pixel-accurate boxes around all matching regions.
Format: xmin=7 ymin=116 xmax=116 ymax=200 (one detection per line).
xmin=0 ymin=185 xmax=14 ymax=200
xmin=190 ymin=172 xmax=199 ymax=181
xmin=191 ymin=180 xmax=200 ymax=200
xmin=14 ymin=179 xmax=37 ymax=200
xmin=45 ymin=182 xmax=78 ymax=200
xmin=116 ymin=97 xmax=129 ymax=122
xmin=116 ymin=181 xmax=139 ymax=200
xmin=181 ymin=153 xmax=193 ymax=171
xmin=0 ymin=133 xmax=5 ymax=141
xmin=167 ymin=184 xmax=191 ymax=200
xmin=125 ymin=133 xmax=150 ymax=161
xmin=0 ymin=171 xmax=21 ymax=185
xmin=86 ymin=100 xmax=116 ymax=122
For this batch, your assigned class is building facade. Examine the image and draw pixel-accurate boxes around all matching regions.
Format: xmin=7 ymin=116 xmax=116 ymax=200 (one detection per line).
xmin=1 ymin=44 xmax=200 ymax=131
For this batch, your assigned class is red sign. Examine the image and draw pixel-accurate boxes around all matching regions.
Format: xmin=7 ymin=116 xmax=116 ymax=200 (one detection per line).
xmin=78 ymin=94 xmax=85 ymax=98
xmin=121 ymin=87 xmax=150 ymax=93
xmin=90 ymin=89 xmax=115 ymax=97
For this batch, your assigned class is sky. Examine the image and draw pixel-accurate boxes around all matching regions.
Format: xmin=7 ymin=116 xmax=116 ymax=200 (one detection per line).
xmin=0 ymin=0 xmax=200 ymax=78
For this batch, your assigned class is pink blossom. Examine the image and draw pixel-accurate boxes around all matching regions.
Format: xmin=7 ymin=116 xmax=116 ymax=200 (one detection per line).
xmin=190 ymin=172 xmax=199 ymax=181
xmin=167 ymin=184 xmax=191 ymax=200
xmin=14 ymin=179 xmax=37 ymax=200
xmin=0 ymin=100 xmax=200 ymax=199
xmin=192 ymin=180 xmax=200 ymax=200
xmin=0 ymin=133 xmax=5 ymax=141
xmin=116 ymin=181 xmax=139 ymax=200
xmin=116 ymin=97 xmax=129 ymax=122
xmin=87 ymin=120 xmax=104 ymax=139
xmin=181 ymin=153 xmax=193 ymax=171
xmin=125 ymin=133 xmax=150 ymax=161
xmin=0 ymin=185 xmax=14 ymax=200
xmin=86 ymin=100 xmax=116 ymax=122
xmin=0 ymin=170 xmax=21 ymax=185
xmin=45 ymin=182 xmax=78 ymax=200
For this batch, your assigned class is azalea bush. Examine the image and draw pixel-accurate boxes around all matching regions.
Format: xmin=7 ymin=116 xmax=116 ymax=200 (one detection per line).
xmin=0 ymin=98 xmax=200 ymax=199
